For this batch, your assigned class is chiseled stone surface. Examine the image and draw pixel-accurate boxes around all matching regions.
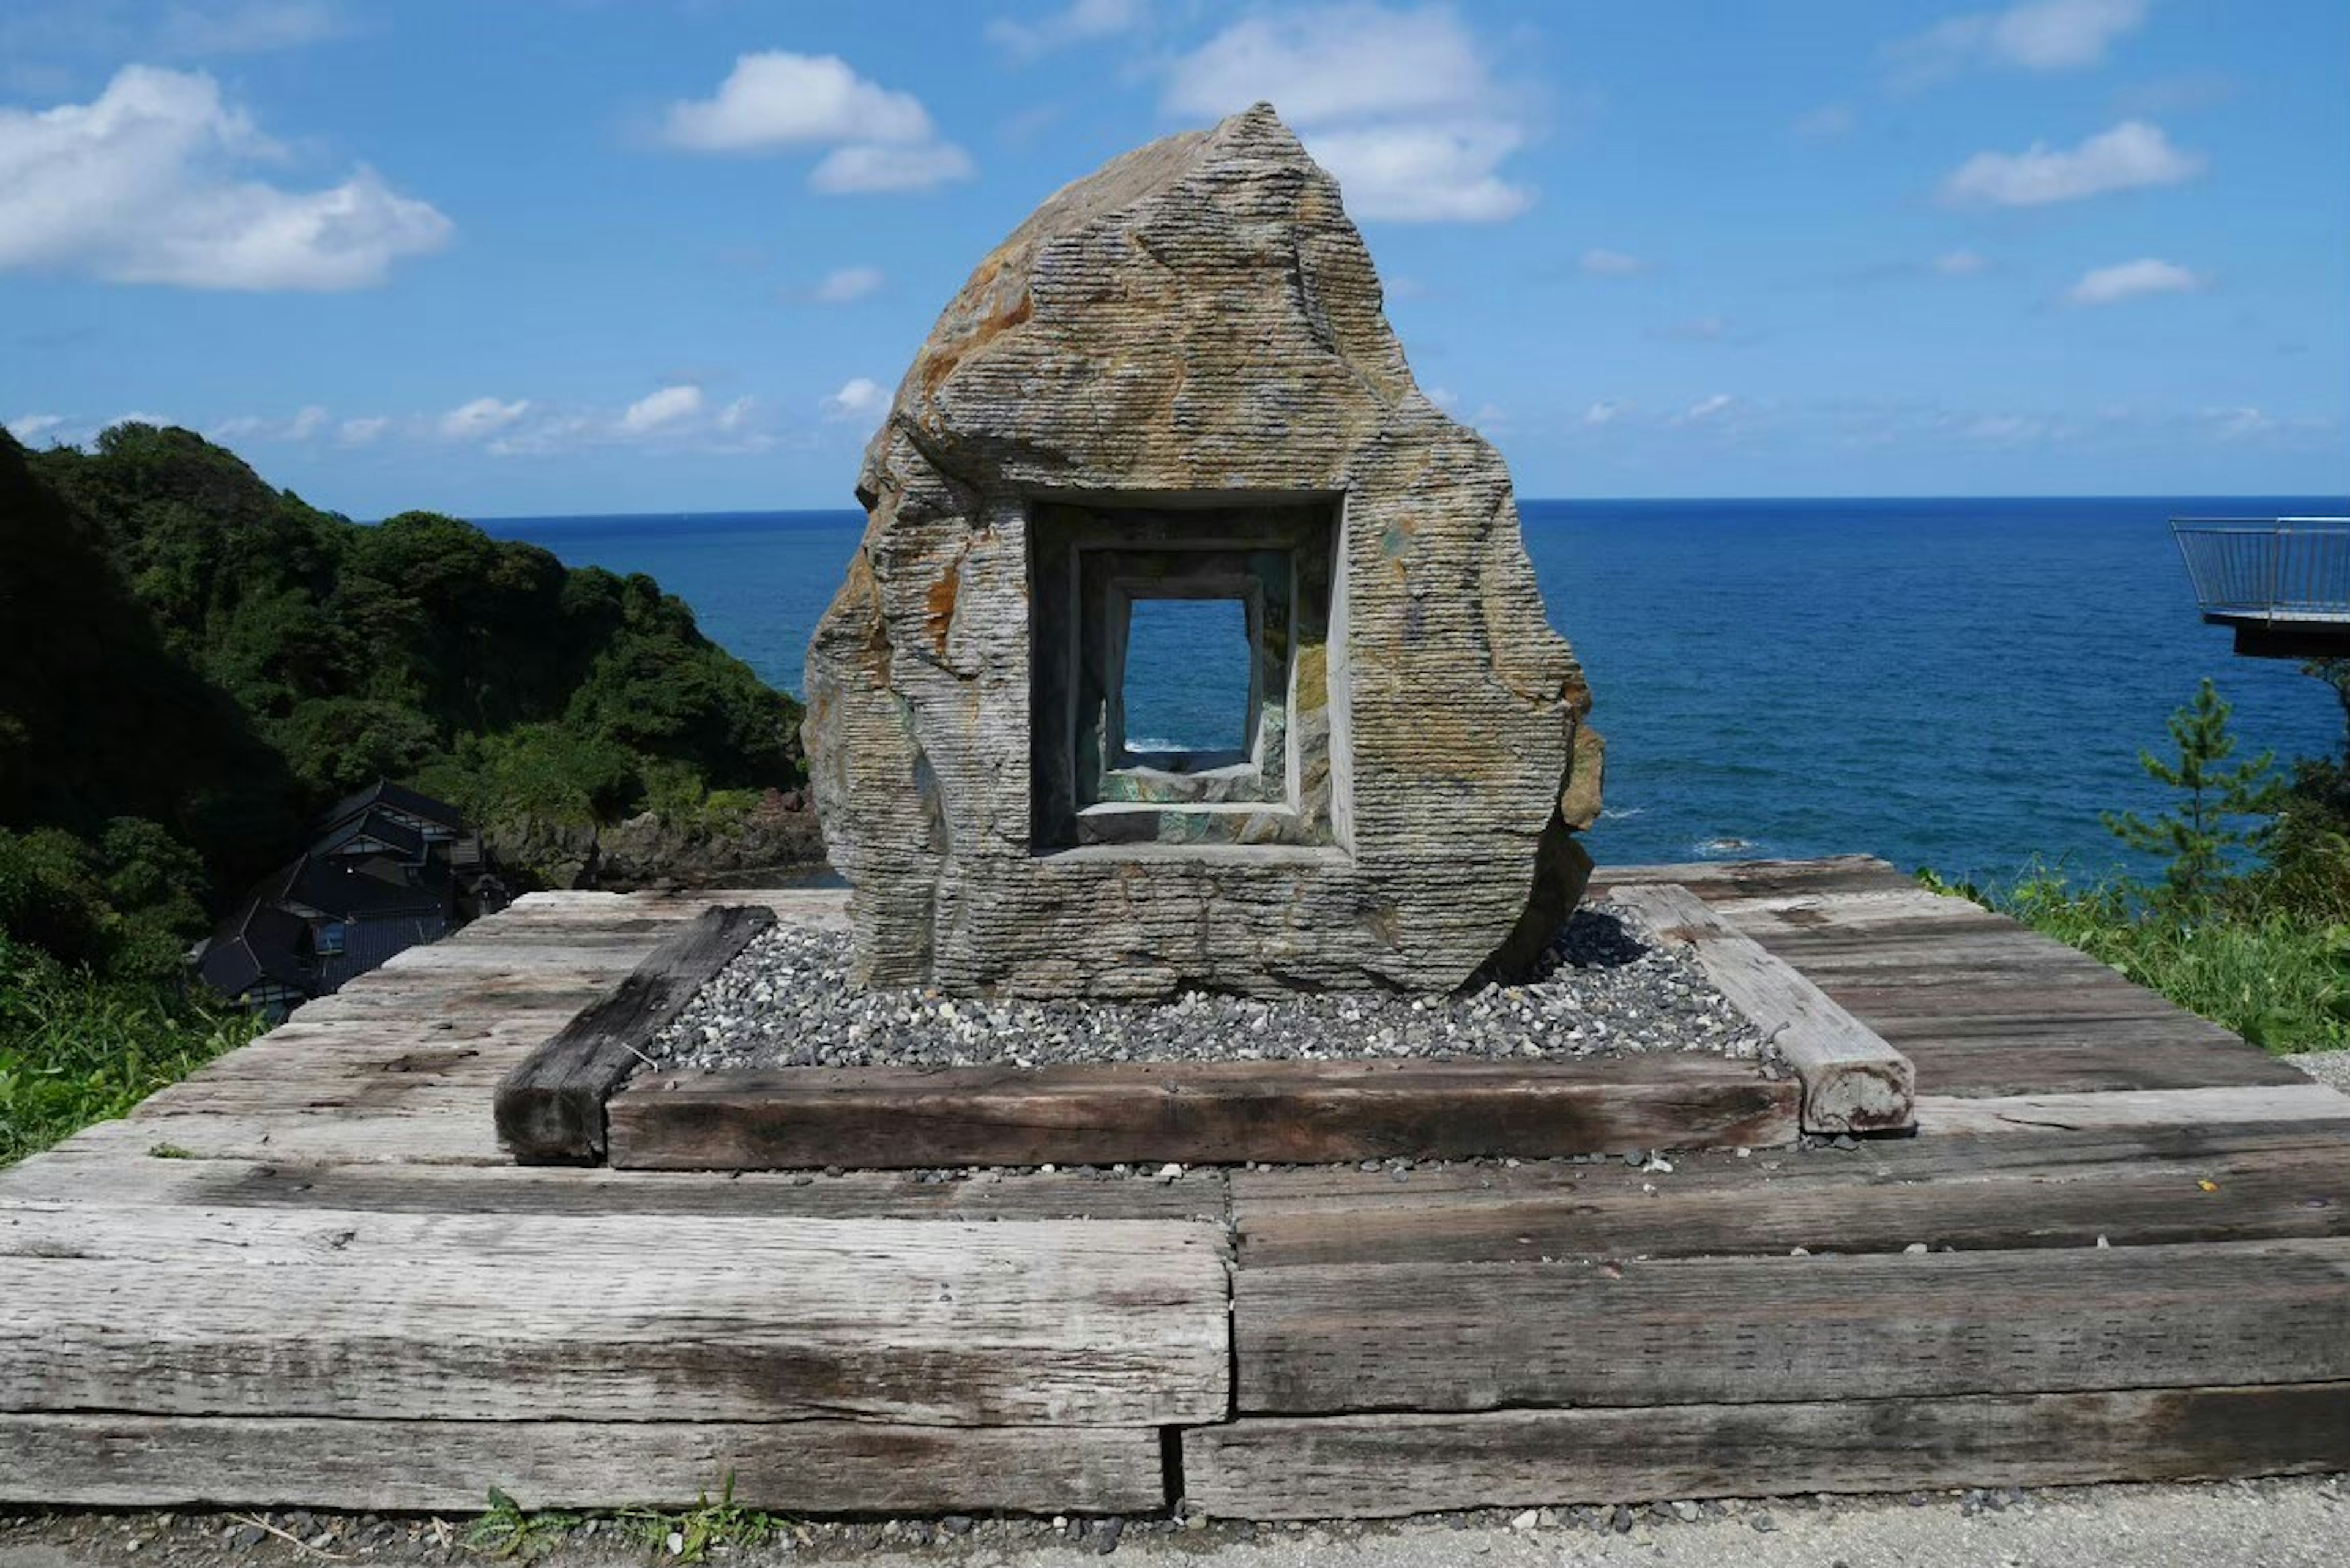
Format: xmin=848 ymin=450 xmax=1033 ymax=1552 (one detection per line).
xmin=804 ymin=103 xmax=1598 ymax=998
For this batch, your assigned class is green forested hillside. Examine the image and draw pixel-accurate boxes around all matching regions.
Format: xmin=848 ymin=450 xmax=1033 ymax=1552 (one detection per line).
xmin=0 ymin=422 xmax=805 ymax=1157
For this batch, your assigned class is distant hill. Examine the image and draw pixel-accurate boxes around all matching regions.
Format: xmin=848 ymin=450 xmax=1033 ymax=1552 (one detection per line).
xmin=0 ymin=422 xmax=804 ymax=973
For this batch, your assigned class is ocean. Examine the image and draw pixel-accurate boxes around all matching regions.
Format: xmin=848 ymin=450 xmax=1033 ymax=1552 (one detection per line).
xmin=480 ymin=497 xmax=2348 ymax=887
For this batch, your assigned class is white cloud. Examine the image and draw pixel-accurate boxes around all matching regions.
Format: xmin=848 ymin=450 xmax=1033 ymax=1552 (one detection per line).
xmin=1962 ymin=413 xmax=2048 ymax=442
xmin=337 ymin=415 xmax=387 ymax=445
xmin=809 ymin=142 xmax=974 ymax=195
xmin=1890 ymin=0 xmax=2147 ymax=83
xmin=155 ymin=1 xmax=346 ymax=58
xmin=821 ymin=377 xmax=887 ymax=421
xmin=1653 ymin=316 xmax=1733 ymax=344
xmin=1986 ymin=0 xmax=2146 ymax=69
xmin=811 ymin=264 xmax=884 ymax=304
xmin=1579 ymin=248 xmax=1646 ymax=277
xmin=715 ymin=395 xmax=756 ymax=433
xmin=2065 ymin=256 xmax=2201 ymax=305
xmin=1581 ymin=401 xmax=1621 ymax=427
xmin=0 ymin=65 xmax=450 ymax=290
xmin=660 ymin=53 xmax=931 ymax=150
xmin=1934 ymin=249 xmax=1990 ymax=275
xmin=1792 ymin=103 xmax=1854 ymax=140
xmin=1425 ymin=386 xmax=1458 ymax=409
xmin=1941 ymin=119 xmax=2202 ymax=206
xmin=1161 ymin=5 xmax=1534 ymax=224
xmin=1300 ymin=122 xmax=1528 ymax=222
xmin=987 ymin=0 xmax=1147 ymax=59
xmin=437 ymin=396 xmax=529 ymax=441
xmin=619 ymin=384 xmax=704 ymax=435
xmin=2207 ymin=406 xmax=2269 ymax=440
xmin=1679 ymin=393 xmax=1735 ymax=423
xmin=210 ymin=403 xmax=327 ymax=441
xmin=659 ymin=51 xmax=972 ymax=194
xmin=6 ymin=413 xmax=66 ymax=442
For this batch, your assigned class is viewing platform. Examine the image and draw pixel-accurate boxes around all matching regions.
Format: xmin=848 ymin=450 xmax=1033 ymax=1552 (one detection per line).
xmin=2172 ymin=516 xmax=2350 ymax=658
xmin=4 ymin=859 xmax=2348 ymax=1518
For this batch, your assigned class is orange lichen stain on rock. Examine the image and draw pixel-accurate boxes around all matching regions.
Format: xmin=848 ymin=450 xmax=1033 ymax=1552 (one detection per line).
xmin=924 ymin=566 xmax=960 ymax=655
xmin=917 ymin=250 xmax=1038 ymax=400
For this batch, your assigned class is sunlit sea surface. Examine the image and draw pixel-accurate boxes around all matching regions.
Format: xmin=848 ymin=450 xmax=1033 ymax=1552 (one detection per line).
xmin=480 ymin=496 xmax=2347 ymax=886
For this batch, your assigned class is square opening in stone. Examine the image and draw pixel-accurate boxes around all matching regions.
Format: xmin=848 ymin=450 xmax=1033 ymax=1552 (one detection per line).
xmin=1117 ymin=595 xmax=1255 ymax=767
xmin=1029 ymin=494 xmax=1345 ymax=854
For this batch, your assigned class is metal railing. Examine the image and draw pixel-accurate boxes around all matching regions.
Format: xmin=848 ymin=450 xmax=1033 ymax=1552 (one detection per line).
xmin=2171 ymin=517 xmax=2350 ymax=624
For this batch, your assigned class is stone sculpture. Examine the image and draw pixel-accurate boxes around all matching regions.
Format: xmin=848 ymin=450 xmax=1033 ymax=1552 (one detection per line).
xmin=804 ymin=104 xmax=1601 ymax=998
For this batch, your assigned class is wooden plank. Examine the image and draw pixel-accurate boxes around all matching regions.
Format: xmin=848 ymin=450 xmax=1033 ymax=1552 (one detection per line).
xmin=1233 ymin=1238 xmax=2350 ymax=1414
xmin=1889 ymin=1037 xmax=2315 ymax=1099
xmin=97 ymin=1109 xmax=510 ymax=1165
xmin=1592 ymin=856 xmax=1907 ymax=898
xmin=0 ymin=1415 xmax=1165 ymax=1513
xmin=608 ymin=1056 xmax=1799 ymax=1171
xmin=495 ymin=903 xmax=775 ymax=1165
xmin=1610 ymin=882 xmax=1915 ymax=1133
xmin=1231 ymin=1135 xmax=2350 ymax=1267
xmin=0 ymin=1149 xmax=1228 ymax=1222
xmin=0 ymin=1209 xmax=1231 ymax=1426
xmin=1868 ymin=1010 xmax=2259 ymax=1050
xmin=1920 ymin=1083 xmax=2350 ymax=1135
xmin=1183 ymin=1383 xmax=2350 ymax=1518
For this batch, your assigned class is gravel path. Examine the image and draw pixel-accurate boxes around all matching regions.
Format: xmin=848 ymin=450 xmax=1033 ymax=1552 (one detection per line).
xmin=647 ymin=903 xmax=1776 ymax=1073
xmin=2286 ymin=1050 xmax=2350 ymax=1093
xmin=6 ymin=1476 xmax=2345 ymax=1567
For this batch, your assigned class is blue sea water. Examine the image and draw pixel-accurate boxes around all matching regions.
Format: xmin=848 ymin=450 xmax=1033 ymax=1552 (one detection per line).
xmin=479 ymin=498 xmax=2348 ymax=886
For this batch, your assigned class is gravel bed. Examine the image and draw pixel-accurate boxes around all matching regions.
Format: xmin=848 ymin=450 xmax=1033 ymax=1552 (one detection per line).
xmin=647 ymin=902 xmax=1777 ymax=1073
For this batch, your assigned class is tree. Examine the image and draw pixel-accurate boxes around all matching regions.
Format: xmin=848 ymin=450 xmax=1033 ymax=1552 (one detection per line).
xmin=2102 ymin=679 xmax=2286 ymax=915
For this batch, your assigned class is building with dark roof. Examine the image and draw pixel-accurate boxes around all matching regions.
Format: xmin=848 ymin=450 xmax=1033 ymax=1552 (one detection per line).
xmin=192 ymin=782 xmax=502 ymax=1017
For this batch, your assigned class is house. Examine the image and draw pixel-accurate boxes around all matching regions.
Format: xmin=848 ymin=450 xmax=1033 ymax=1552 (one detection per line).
xmin=192 ymin=782 xmax=505 ymax=1017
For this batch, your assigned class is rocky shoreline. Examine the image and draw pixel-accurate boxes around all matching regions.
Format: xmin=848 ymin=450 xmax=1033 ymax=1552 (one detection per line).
xmin=485 ymin=788 xmax=829 ymax=892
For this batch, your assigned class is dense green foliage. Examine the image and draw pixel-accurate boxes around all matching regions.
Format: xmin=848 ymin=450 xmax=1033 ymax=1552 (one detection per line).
xmin=0 ymin=931 xmax=263 ymax=1165
xmin=0 ymin=421 xmax=805 ymax=1162
xmin=1924 ymin=666 xmax=2350 ymax=1054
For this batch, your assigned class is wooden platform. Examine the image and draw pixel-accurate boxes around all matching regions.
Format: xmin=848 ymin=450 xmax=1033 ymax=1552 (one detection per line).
xmin=4 ymin=857 xmax=2348 ymax=1517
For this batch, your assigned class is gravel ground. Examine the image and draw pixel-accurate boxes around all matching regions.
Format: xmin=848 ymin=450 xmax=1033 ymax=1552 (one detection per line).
xmin=647 ymin=902 xmax=1776 ymax=1073
xmin=4 ymin=1476 xmax=2345 ymax=1567
xmin=2285 ymin=1050 xmax=2350 ymax=1092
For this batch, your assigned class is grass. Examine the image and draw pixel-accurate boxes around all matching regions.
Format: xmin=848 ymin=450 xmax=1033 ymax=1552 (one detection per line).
xmin=466 ymin=1479 xmax=780 ymax=1562
xmin=1917 ymin=868 xmax=2350 ymax=1054
xmin=0 ymin=933 xmax=263 ymax=1166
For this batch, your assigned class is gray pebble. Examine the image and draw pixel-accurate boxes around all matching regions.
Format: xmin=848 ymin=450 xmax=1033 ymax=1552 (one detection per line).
xmin=649 ymin=903 xmax=1777 ymax=1076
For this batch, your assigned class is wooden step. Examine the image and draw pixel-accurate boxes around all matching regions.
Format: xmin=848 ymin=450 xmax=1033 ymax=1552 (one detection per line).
xmin=1234 ymin=1237 xmax=2350 ymax=1415
xmin=1184 ymin=1383 xmax=2350 ymax=1518
xmin=0 ymin=1414 xmax=1164 ymax=1514
xmin=605 ymin=1056 xmax=1799 ymax=1171
xmin=1230 ymin=1128 xmax=2350 ymax=1268
xmin=0 ymin=1206 xmax=1231 ymax=1428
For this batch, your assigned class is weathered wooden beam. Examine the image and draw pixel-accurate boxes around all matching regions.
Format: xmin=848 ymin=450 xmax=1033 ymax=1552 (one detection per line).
xmin=1234 ymin=1237 xmax=2350 ymax=1414
xmin=0 ymin=1143 xmax=1229 ymax=1222
xmin=0 ymin=1415 xmax=1166 ymax=1514
xmin=1610 ymin=881 xmax=1915 ymax=1133
xmin=1919 ymin=1083 xmax=2350 ymax=1135
xmin=1231 ymin=1133 xmax=2350 ymax=1268
xmin=0 ymin=1208 xmax=1232 ymax=1427
xmin=1592 ymin=856 xmax=1906 ymax=899
xmin=1183 ymin=1383 xmax=2350 ymax=1518
xmin=606 ymin=1056 xmax=1799 ymax=1171
xmin=494 ymin=903 xmax=774 ymax=1165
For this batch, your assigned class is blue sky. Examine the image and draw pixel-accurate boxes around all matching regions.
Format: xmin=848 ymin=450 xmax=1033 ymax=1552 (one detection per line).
xmin=2 ymin=0 xmax=2343 ymax=517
